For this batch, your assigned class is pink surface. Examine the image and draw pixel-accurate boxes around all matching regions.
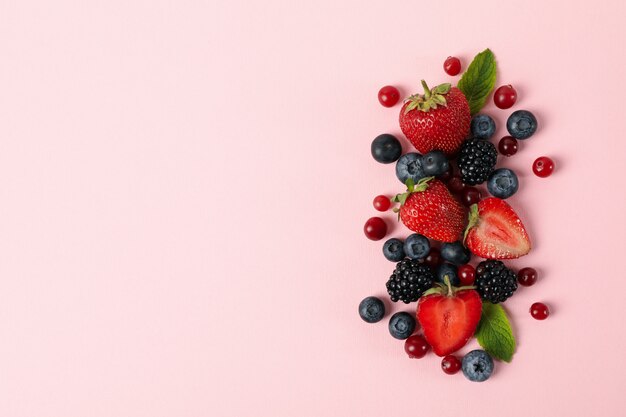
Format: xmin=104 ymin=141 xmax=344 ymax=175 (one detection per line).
xmin=1 ymin=1 xmax=625 ymax=416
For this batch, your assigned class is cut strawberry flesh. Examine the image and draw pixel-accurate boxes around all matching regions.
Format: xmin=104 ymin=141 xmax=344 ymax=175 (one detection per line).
xmin=417 ymin=290 xmax=482 ymax=356
xmin=466 ymin=198 xmax=531 ymax=259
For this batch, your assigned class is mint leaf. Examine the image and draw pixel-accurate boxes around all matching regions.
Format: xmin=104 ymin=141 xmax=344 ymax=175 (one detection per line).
xmin=457 ymin=49 xmax=497 ymax=115
xmin=475 ymin=301 xmax=515 ymax=362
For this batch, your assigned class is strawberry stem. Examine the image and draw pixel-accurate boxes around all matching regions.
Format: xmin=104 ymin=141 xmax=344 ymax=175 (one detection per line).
xmin=421 ymin=80 xmax=431 ymax=99
xmin=443 ymin=275 xmax=453 ymax=297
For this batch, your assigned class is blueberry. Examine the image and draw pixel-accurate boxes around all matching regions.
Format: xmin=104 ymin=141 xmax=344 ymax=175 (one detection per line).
xmin=358 ymin=296 xmax=386 ymax=323
xmin=506 ymin=110 xmax=537 ymax=139
xmin=396 ymin=153 xmax=426 ymax=185
xmin=462 ymin=350 xmax=494 ymax=382
xmin=437 ymin=263 xmax=460 ymax=286
xmin=388 ymin=312 xmax=416 ymax=339
xmin=487 ymin=168 xmax=519 ymax=199
xmin=404 ymin=234 xmax=430 ymax=260
xmin=440 ymin=241 xmax=471 ymax=265
xmin=383 ymin=238 xmax=405 ymax=262
xmin=471 ymin=114 xmax=496 ymax=140
xmin=371 ymin=134 xmax=402 ymax=163
xmin=422 ymin=150 xmax=450 ymax=177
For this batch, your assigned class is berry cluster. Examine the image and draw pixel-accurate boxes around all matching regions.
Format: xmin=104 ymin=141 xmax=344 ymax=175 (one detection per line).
xmin=359 ymin=49 xmax=553 ymax=382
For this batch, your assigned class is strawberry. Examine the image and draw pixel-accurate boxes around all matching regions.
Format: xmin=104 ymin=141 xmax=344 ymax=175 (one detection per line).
xmin=399 ymin=81 xmax=471 ymax=156
xmin=416 ymin=278 xmax=482 ymax=356
xmin=393 ymin=177 xmax=466 ymax=242
xmin=464 ymin=197 xmax=531 ymax=259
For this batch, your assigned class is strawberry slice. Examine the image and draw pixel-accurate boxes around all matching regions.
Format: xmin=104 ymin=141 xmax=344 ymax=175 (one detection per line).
xmin=416 ymin=280 xmax=482 ymax=357
xmin=464 ymin=197 xmax=531 ymax=259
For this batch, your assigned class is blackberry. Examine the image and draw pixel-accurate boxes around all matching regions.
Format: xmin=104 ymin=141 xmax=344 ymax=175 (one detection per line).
xmin=386 ymin=259 xmax=434 ymax=303
xmin=458 ymin=139 xmax=497 ymax=185
xmin=474 ymin=260 xmax=517 ymax=303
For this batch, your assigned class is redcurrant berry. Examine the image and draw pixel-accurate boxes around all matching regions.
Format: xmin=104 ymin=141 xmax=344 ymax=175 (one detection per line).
xmin=378 ymin=85 xmax=400 ymax=108
xmin=530 ymin=302 xmax=549 ymax=320
xmin=498 ymin=136 xmax=518 ymax=156
xmin=447 ymin=175 xmax=465 ymax=193
xmin=458 ymin=264 xmax=475 ymax=285
xmin=363 ymin=217 xmax=387 ymax=241
xmin=441 ymin=355 xmax=461 ymax=374
xmin=494 ymin=85 xmax=517 ymax=109
xmin=443 ymin=57 xmax=461 ymax=76
xmin=533 ymin=157 xmax=554 ymax=177
xmin=373 ymin=195 xmax=391 ymax=212
xmin=404 ymin=335 xmax=430 ymax=359
xmin=424 ymin=248 xmax=442 ymax=268
xmin=461 ymin=187 xmax=481 ymax=206
xmin=518 ymin=267 xmax=537 ymax=286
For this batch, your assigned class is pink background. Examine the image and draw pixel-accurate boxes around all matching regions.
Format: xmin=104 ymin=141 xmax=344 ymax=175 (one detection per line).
xmin=1 ymin=0 xmax=625 ymax=416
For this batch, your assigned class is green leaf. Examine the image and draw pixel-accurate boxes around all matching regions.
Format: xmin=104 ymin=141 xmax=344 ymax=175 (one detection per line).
xmin=422 ymin=287 xmax=443 ymax=297
xmin=432 ymin=94 xmax=447 ymax=106
xmin=457 ymin=49 xmax=497 ymax=115
xmin=434 ymin=83 xmax=451 ymax=94
xmin=475 ymin=302 xmax=516 ymax=362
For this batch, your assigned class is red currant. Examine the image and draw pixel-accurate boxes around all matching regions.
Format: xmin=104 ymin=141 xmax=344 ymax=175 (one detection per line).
xmin=363 ymin=217 xmax=387 ymax=241
xmin=378 ymin=85 xmax=400 ymax=108
xmin=404 ymin=335 xmax=430 ymax=359
xmin=443 ymin=57 xmax=461 ymax=76
xmin=373 ymin=195 xmax=391 ymax=212
xmin=441 ymin=355 xmax=461 ymax=374
xmin=530 ymin=302 xmax=550 ymax=320
xmin=494 ymin=85 xmax=517 ymax=109
xmin=518 ymin=267 xmax=537 ymax=287
xmin=533 ymin=157 xmax=554 ymax=178
xmin=461 ymin=187 xmax=481 ymax=207
xmin=458 ymin=264 xmax=476 ymax=285
xmin=447 ymin=175 xmax=465 ymax=193
xmin=424 ymin=248 xmax=442 ymax=268
xmin=498 ymin=136 xmax=518 ymax=156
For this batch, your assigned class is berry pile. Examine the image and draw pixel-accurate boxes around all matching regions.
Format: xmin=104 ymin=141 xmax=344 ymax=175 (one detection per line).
xmin=359 ymin=49 xmax=554 ymax=382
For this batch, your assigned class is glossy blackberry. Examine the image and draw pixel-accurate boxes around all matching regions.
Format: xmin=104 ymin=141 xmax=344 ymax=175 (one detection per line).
xmin=475 ymin=260 xmax=518 ymax=303
xmin=386 ymin=259 xmax=435 ymax=304
xmin=458 ymin=139 xmax=497 ymax=185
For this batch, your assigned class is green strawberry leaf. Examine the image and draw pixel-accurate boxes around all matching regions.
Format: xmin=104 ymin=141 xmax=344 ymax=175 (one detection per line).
xmin=475 ymin=301 xmax=515 ymax=362
xmin=457 ymin=49 xmax=497 ymax=115
xmin=434 ymin=83 xmax=451 ymax=94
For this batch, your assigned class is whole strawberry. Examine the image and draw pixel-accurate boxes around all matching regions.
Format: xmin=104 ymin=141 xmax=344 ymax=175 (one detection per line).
xmin=393 ymin=177 xmax=466 ymax=242
xmin=399 ymin=81 xmax=471 ymax=155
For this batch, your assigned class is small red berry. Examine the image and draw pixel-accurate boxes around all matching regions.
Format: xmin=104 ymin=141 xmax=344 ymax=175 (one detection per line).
xmin=404 ymin=335 xmax=430 ymax=359
xmin=458 ymin=264 xmax=476 ymax=285
xmin=363 ymin=217 xmax=387 ymax=241
xmin=533 ymin=156 xmax=555 ymax=177
xmin=447 ymin=175 xmax=465 ymax=194
xmin=373 ymin=195 xmax=391 ymax=212
xmin=378 ymin=85 xmax=400 ymax=108
xmin=441 ymin=355 xmax=461 ymax=374
xmin=461 ymin=187 xmax=481 ymax=207
xmin=424 ymin=248 xmax=442 ymax=268
xmin=530 ymin=302 xmax=550 ymax=320
xmin=494 ymin=85 xmax=517 ymax=109
xmin=518 ymin=267 xmax=538 ymax=287
xmin=443 ymin=57 xmax=461 ymax=76
xmin=498 ymin=136 xmax=518 ymax=156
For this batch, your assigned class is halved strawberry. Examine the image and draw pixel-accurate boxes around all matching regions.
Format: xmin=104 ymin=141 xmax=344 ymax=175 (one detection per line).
xmin=416 ymin=279 xmax=482 ymax=356
xmin=464 ymin=197 xmax=531 ymax=259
